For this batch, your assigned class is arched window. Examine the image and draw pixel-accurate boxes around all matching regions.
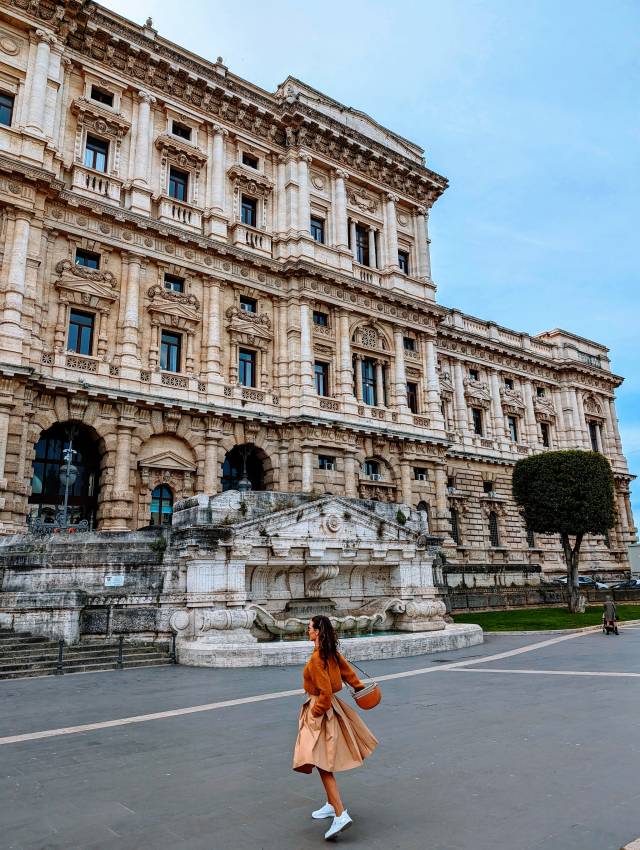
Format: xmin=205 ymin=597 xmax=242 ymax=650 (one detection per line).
xmin=450 ymin=508 xmax=460 ymax=544
xmin=489 ymin=511 xmax=500 ymax=547
xmin=150 ymin=485 xmax=173 ymax=526
xmin=29 ymin=422 xmax=101 ymax=528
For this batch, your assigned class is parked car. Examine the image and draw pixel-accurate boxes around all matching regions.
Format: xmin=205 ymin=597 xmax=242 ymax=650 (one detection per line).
xmin=610 ymin=578 xmax=640 ymax=590
xmin=551 ymin=575 xmax=610 ymax=590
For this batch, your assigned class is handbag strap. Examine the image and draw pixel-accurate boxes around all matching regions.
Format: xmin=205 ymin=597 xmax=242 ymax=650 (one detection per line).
xmin=345 ymin=657 xmax=375 ymax=682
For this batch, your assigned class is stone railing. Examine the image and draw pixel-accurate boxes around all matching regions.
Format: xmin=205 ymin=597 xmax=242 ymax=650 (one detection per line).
xmin=161 ymin=372 xmax=188 ymax=389
xmin=158 ymin=197 xmax=202 ymax=230
xmin=65 ymin=353 xmax=99 ymax=373
xmin=72 ymin=165 xmax=122 ymax=203
xmin=354 ymin=262 xmax=381 ymax=286
xmin=230 ymin=222 xmax=272 ymax=255
xmin=319 ymin=397 xmax=340 ymax=412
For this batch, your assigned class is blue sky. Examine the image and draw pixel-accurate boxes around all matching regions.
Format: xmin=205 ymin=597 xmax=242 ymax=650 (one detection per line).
xmin=103 ymin=0 xmax=640 ymax=522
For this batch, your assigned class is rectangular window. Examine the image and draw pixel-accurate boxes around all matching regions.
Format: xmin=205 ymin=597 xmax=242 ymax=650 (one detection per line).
xmin=406 ymin=381 xmax=418 ymax=413
xmin=403 ymin=336 xmax=416 ymax=352
xmin=164 ymin=273 xmax=184 ymax=293
xmin=242 ymin=151 xmax=259 ymax=169
xmin=398 ymin=250 xmax=410 ymax=274
xmin=240 ymin=296 xmax=257 ymax=314
xmin=471 ymin=407 xmax=483 ymax=436
xmin=526 ymin=526 xmax=535 ymax=548
xmin=447 ymin=476 xmax=456 ymax=491
xmin=450 ymin=508 xmax=460 ymax=544
xmin=589 ymin=421 xmax=600 ymax=452
xmin=84 ymin=134 xmax=109 ymax=172
xmin=536 ymin=386 xmax=546 ymax=398
xmin=172 ymin=121 xmax=192 ymax=141
xmin=364 ymin=459 xmax=380 ymax=478
xmin=160 ymin=331 xmax=181 ymax=372
xmin=68 ymin=310 xmax=95 ymax=355
xmin=483 ymin=480 xmax=495 ymax=494
xmin=489 ymin=512 xmax=500 ymax=547
xmin=414 ymin=467 xmax=428 ymax=481
xmin=313 ymin=310 xmax=328 ymax=327
xmin=507 ymin=415 xmax=518 ymax=443
xmin=241 ymin=195 xmax=257 ymax=227
xmin=355 ymin=224 xmax=369 ymax=266
xmin=469 ymin=368 xmax=479 ymax=381
xmin=314 ymin=361 xmax=329 ymax=397
xmin=540 ymin=421 xmax=550 ymax=448
xmin=362 ymin=358 xmax=377 ymax=406
xmin=0 ymin=92 xmax=15 ymax=127
xmin=310 ymin=216 xmax=325 ymax=244
xmin=239 ymin=349 xmax=256 ymax=387
xmin=168 ymin=167 xmax=188 ymax=201
xmin=90 ymin=85 xmax=113 ymax=107
xmin=318 ymin=455 xmax=336 ymax=471
xmin=504 ymin=378 xmax=514 ymax=390
xmin=75 ymin=249 xmax=100 ymax=269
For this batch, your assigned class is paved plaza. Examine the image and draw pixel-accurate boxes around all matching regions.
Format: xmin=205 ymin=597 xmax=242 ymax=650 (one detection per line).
xmin=1 ymin=628 xmax=640 ymax=850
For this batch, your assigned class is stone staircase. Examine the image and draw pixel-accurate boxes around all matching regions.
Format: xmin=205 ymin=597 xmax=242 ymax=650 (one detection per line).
xmin=0 ymin=628 xmax=174 ymax=680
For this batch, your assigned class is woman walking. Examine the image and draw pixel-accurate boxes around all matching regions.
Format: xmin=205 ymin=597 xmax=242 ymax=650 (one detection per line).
xmin=293 ymin=614 xmax=378 ymax=840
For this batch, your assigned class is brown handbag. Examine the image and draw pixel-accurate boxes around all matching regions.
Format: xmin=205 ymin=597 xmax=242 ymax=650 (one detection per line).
xmin=347 ymin=660 xmax=382 ymax=710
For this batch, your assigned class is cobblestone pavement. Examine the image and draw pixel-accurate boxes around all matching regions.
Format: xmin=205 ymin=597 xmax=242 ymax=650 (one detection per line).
xmin=1 ymin=628 xmax=639 ymax=850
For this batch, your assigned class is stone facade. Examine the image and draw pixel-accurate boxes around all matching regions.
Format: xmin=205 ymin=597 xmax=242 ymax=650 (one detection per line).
xmin=0 ymin=0 xmax=636 ymax=580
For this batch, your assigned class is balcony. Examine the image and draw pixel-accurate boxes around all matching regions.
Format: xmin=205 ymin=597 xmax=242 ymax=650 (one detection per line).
xmin=158 ymin=196 xmax=202 ymax=231
xmin=353 ymin=262 xmax=381 ymax=286
xmin=230 ymin=222 xmax=272 ymax=256
xmin=71 ymin=165 xmax=122 ymax=204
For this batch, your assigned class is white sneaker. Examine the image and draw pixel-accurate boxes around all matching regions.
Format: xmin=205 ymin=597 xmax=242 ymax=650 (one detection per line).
xmin=324 ymin=810 xmax=353 ymax=840
xmin=312 ymin=802 xmax=336 ymax=819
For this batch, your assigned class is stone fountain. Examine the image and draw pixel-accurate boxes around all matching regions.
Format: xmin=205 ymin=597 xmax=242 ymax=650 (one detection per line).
xmin=169 ymin=491 xmax=482 ymax=666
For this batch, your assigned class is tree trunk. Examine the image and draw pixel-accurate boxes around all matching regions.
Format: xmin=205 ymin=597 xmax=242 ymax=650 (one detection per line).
xmin=561 ymin=532 xmax=585 ymax=613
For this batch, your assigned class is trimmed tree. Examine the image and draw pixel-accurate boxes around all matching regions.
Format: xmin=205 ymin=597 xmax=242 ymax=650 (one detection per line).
xmin=512 ymin=450 xmax=616 ymax=613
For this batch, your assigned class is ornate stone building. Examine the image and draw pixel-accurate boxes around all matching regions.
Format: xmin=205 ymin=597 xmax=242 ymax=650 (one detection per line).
xmin=0 ymin=0 xmax=635 ymax=577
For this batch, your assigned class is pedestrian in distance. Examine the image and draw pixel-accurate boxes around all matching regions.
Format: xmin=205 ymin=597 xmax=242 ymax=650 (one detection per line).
xmin=293 ymin=614 xmax=378 ymax=840
xmin=603 ymin=596 xmax=619 ymax=635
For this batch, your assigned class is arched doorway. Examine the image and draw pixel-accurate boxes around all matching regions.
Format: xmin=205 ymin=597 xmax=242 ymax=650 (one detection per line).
xmin=28 ymin=422 xmax=101 ymax=528
xmin=150 ymin=485 xmax=173 ymax=526
xmin=221 ymin=444 xmax=265 ymax=492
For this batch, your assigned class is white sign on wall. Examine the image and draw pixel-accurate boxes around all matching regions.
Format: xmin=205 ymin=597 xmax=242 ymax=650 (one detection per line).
xmin=104 ymin=574 xmax=125 ymax=587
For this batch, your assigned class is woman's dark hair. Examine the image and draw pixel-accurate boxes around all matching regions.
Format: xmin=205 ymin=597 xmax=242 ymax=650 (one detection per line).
xmin=312 ymin=615 xmax=339 ymax=664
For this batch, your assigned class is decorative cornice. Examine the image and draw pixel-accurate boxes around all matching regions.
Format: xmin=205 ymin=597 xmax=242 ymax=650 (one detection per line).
xmin=70 ymin=97 xmax=131 ymax=138
xmin=154 ymin=133 xmax=207 ymax=168
xmin=17 ymin=0 xmax=447 ymax=206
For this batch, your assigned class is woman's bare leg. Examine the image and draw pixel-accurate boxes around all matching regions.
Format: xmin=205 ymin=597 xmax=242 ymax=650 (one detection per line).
xmin=317 ymin=768 xmax=345 ymax=816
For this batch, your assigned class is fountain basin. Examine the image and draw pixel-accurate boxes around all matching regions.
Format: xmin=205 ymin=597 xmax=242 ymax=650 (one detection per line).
xmin=177 ymin=623 xmax=483 ymax=668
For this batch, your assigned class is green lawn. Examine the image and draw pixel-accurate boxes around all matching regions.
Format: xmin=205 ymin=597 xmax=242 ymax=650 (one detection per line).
xmin=453 ymin=605 xmax=640 ymax=631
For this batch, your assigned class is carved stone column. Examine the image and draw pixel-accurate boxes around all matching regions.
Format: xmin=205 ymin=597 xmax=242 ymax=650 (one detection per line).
xmin=424 ymin=339 xmax=444 ymax=429
xmin=400 ymin=459 xmax=412 ymax=506
xmin=299 ymin=301 xmax=314 ymax=398
xmin=343 ymin=451 xmax=358 ymax=497
xmin=393 ymin=330 xmax=408 ymax=411
xmin=414 ymin=207 xmax=432 ymax=280
xmin=433 ymin=463 xmax=454 ymax=543
xmin=552 ymin=388 xmax=567 ymax=448
xmin=0 ymin=381 xmax=14 ymax=491
xmin=203 ymin=428 xmax=222 ymax=494
xmin=204 ymin=278 xmax=222 ymax=382
xmin=278 ymin=436 xmax=290 ymax=490
xmin=205 ymin=124 xmax=229 ymax=237
xmin=375 ymin=359 xmax=386 ymax=407
xmin=275 ymin=155 xmax=287 ymax=236
xmin=368 ymin=226 xmax=377 ymax=269
xmin=384 ymin=193 xmax=400 ymax=271
xmin=522 ymin=382 xmax=538 ymax=446
xmin=354 ymin=354 xmax=364 ymax=402
xmin=607 ymin=398 xmax=624 ymax=456
xmin=574 ymin=390 xmax=589 ymax=449
xmin=120 ymin=254 xmax=145 ymax=371
xmin=333 ymin=168 xmax=349 ymax=250
xmin=25 ymin=30 xmax=55 ymax=135
xmin=297 ymin=152 xmax=312 ymax=236
xmin=105 ymin=412 xmax=136 ymax=532
xmin=349 ymin=218 xmax=357 ymax=262
xmin=129 ymin=91 xmax=156 ymax=212
xmin=0 ymin=213 xmax=31 ymax=364
xmin=452 ymin=360 xmax=468 ymax=433
xmin=301 ymin=445 xmax=314 ymax=492
xmin=337 ymin=311 xmax=354 ymax=401
xmin=489 ymin=371 xmax=506 ymax=444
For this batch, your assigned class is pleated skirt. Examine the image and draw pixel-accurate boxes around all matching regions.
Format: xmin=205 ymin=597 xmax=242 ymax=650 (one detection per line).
xmin=292 ymin=693 xmax=379 ymax=774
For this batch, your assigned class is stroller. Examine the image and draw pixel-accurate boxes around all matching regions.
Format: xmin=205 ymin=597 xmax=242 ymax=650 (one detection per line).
xmin=602 ymin=613 xmax=619 ymax=635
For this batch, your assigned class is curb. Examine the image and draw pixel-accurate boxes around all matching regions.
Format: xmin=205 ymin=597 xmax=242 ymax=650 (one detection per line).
xmin=480 ymin=619 xmax=640 ymax=636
